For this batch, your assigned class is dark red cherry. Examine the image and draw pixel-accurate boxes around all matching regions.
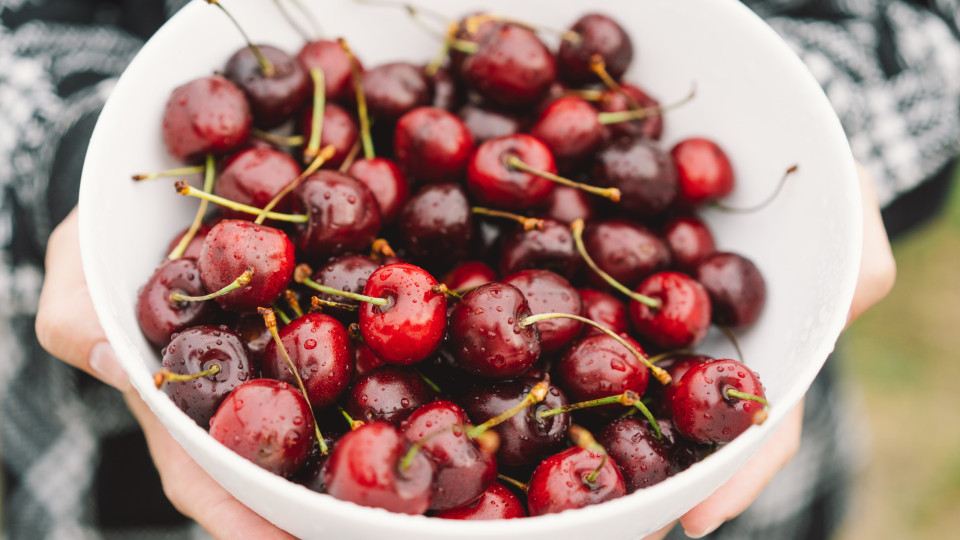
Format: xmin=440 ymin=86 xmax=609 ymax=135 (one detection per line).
xmin=671 ymin=358 xmax=767 ymax=444
xmin=555 ymin=333 xmax=649 ymax=403
xmin=629 ymin=271 xmax=712 ymax=349
xmin=598 ymin=83 xmax=663 ymax=140
xmin=671 ymin=137 xmax=735 ymax=207
xmin=578 ymin=288 xmax=628 ymax=338
xmin=361 ymin=62 xmax=432 ymax=121
xmin=466 ymin=134 xmax=555 ymax=211
xmin=529 ymin=96 xmax=606 ymax=171
xmin=448 ymin=282 xmax=541 ymax=378
xmin=263 ymin=313 xmax=354 ymax=408
xmin=209 ymin=379 xmax=313 ymax=477
xmin=651 ymin=354 xmax=714 ymax=418
xmin=461 ymin=23 xmax=556 ymax=108
xmin=137 ymin=258 xmax=214 ymax=346
xmin=299 ymin=103 xmax=359 ymax=169
xmin=345 ymin=365 xmax=433 ymax=426
xmin=594 ymin=138 xmax=678 ymax=217
xmin=583 ymin=219 xmax=671 ymax=290
xmin=541 ymin=185 xmax=595 ymax=225
xmin=354 ymin=341 xmax=386 ymax=377
xmin=597 ymin=417 xmax=669 ymax=493
xmin=323 ymin=421 xmax=435 ymax=514
xmin=162 ymin=75 xmax=252 ymax=162
xmin=294 ymin=170 xmax=381 ymax=259
xmin=663 ymin=214 xmax=716 ymax=274
xmin=696 ymin=252 xmax=766 ymax=330
xmin=166 ymin=217 xmax=221 ymax=260
xmin=359 ymin=263 xmax=448 ymax=365
xmin=433 ymin=482 xmax=527 ymax=520
xmin=461 ymin=378 xmax=570 ymax=466
xmin=213 ymin=148 xmax=302 ymax=219
xmin=557 ymin=13 xmax=633 ymax=85
xmin=309 ymin=253 xmax=381 ymax=317
xmin=502 ymin=269 xmax=582 ymax=354
xmin=527 ymin=445 xmax=626 ymax=516
xmin=398 ymin=183 xmax=473 ymax=272
xmin=347 ymin=157 xmax=410 ymax=223
xmin=402 ymin=401 xmax=497 ymax=511
xmin=656 ymin=416 xmax=715 ymax=474
xmin=198 ymin=219 xmax=295 ymax=312
xmin=429 ymin=66 xmax=464 ymax=111
xmin=394 ymin=107 xmax=474 ymax=184
xmin=160 ymin=325 xmax=254 ymax=428
xmin=498 ymin=218 xmax=580 ymax=280
xmin=233 ymin=311 xmax=272 ymax=365
xmin=297 ymin=39 xmax=361 ymax=102
xmin=224 ymin=45 xmax=309 ymax=129
xmin=442 ymin=261 xmax=497 ymax=292
xmin=458 ymin=103 xmax=524 ymax=145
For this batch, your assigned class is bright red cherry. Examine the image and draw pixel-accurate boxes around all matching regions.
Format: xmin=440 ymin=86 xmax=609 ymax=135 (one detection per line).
xmin=460 ymin=23 xmax=556 ymax=108
xmin=555 ymin=333 xmax=649 ymax=404
xmin=467 ymin=134 xmax=555 ymax=210
xmin=577 ymin=288 xmax=628 ymax=338
xmin=671 ymin=358 xmax=767 ymax=444
xmin=162 ymin=75 xmax=252 ymax=162
xmin=526 ymin=445 xmax=626 ymax=516
xmin=671 ymin=137 xmax=735 ymax=207
xmin=297 ymin=39 xmax=361 ymax=102
xmin=433 ymin=482 xmax=527 ymax=520
xmin=442 ymin=261 xmax=497 ymax=292
xmin=663 ymin=214 xmax=717 ymax=274
xmin=529 ymin=96 xmax=606 ymax=172
xmin=696 ymin=252 xmax=766 ymax=330
xmin=557 ymin=13 xmax=633 ymax=85
xmin=213 ymin=147 xmax=302 ymax=219
xmin=347 ymin=158 xmax=410 ymax=224
xmin=299 ymin=103 xmax=359 ymax=169
xmin=394 ymin=107 xmax=474 ymax=184
xmin=629 ymin=271 xmax=712 ymax=350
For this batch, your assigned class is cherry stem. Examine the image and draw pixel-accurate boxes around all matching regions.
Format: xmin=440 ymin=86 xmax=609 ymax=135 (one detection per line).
xmin=167 ymin=155 xmax=216 ymax=260
xmin=713 ymin=165 xmax=798 ymax=213
xmin=132 ymin=165 xmax=204 ymax=181
xmin=371 ymin=238 xmax=396 ymax=259
xmin=498 ymin=473 xmax=529 ymax=492
xmin=564 ymin=88 xmax=605 ymax=102
xmin=284 ymin=290 xmax=304 ymax=317
xmin=431 ymin=283 xmax=462 ymax=301
xmin=310 ymin=295 xmax=359 ymax=312
xmin=294 ymin=264 xmax=388 ymax=306
xmin=568 ymin=425 xmax=607 ymax=485
xmin=339 ymin=38 xmax=375 ymax=160
xmin=337 ymin=405 xmax=365 ymax=431
xmin=339 ymin=139 xmax=362 ymax=172
xmin=400 ymin=423 xmax=464 ymax=471
xmin=647 ymin=349 xmax=691 ymax=365
xmin=270 ymin=0 xmax=311 ymax=41
xmin=506 ymin=156 xmax=620 ymax=202
xmin=273 ymin=303 xmax=292 ymax=325
xmin=461 ymin=13 xmax=579 ymax=43
xmin=519 ymin=312 xmax=671 ymax=385
xmin=288 ymin=0 xmax=323 ymax=37
xmin=153 ymin=363 xmax=221 ymax=389
xmin=590 ymin=55 xmax=641 ymax=111
xmin=169 ymin=268 xmax=253 ymax=303
xmin=259 ymin=308 xmax=328 ymax=454
xmin=303 ymin=68 xmax=326 ymax=165
xmin=633 ymin=400 xmax=663 ymax=441
xmin=718 ymin=323 xmax=744 ymax=363
xmin=570 ymin=219 xmax=662 ymax=310
xmin=597 ymin=83 xmax=698 ymax=125
xmin=467 ymin=379 xmax=550 ymax=439
xmin=254 ymin=144 xmax=335 ymax=225
xmin=355 ymin=0 xmax=450 ymax=39
xmin=414 ymin=368 xmax=442 ymax=393
xmin=251 ymin=128 xmax=304 ymax=147
xmin=425 ymin=23 xmax=456 ymax=76
xmin=174 ymin=181 xmax=308 ymax=223
xmin=726 ymin=389 xmax=769 ymax=407
xmin=205 ymin=0 xmax=275 ymax=77
xmin=472 ymin=207 xmax=544 ymax=231
xmin=536 ymin=390 xmax=640 ymax=419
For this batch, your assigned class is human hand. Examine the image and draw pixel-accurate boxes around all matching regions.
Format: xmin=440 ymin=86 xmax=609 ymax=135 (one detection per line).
xmin=36 ymin=207 xmax=295 ymax=539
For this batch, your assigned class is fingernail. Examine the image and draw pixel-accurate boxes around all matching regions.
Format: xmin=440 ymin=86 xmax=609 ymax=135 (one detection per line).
xmin=685 ymin=520 xmax=723 ymax=539
xmin=89 ymin=342 xmax=129 ymax=391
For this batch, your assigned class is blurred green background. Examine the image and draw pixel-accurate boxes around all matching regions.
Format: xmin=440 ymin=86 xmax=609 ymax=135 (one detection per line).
xmin=838 ymin=171 xmax=960 ymax=539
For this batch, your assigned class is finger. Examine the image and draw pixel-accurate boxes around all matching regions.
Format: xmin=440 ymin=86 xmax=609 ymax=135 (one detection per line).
xmin=124 ymin=387 xmax=296 ymax=540
xmin=35 ymin=208 xmax=129 ymax=389
xmin=642 ymin=520 xmax=677 ymax=540
xmin=847 ymin=163 xmax=896 ymax=326
xmin=679 ymin=400 xmax=804 ymax=538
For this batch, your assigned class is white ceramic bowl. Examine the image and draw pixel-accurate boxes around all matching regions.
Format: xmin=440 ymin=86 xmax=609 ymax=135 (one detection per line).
xmin=79 ymin=0 xmax=861 ymax=538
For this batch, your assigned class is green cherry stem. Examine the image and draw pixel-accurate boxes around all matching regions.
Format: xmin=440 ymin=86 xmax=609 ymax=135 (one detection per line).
xmin=597 ymin=83 xmax=698 ymax=125
xmin=337 ymin=405 xmax=365 ymax=431
xmin=271 ymin=0 xmax=311 ymax=40
xmin=153 ymin=363 xmax=221 ymax=389
xmin=567 ymin=424 xmax=607 ymax=485
xmin=254 ymin=144 xmax=335 ymax=225
xmin=294 ymin=264 xmax=388 ymax=306
xmin=570 ymin=219 xmax=662 ymax=310
xmin=713 ymin=165 xmax=798 ymax=213
xmin=205 ymin=0 xmax=275 ymax=77
xmin=536 ymin=390 xmax=640 ymax=419
xmin=590 ymin=55 xmax=641 ymax=111
xmin=284 ymin=290 xmax=304 ymax=318
xmin=633 ymin=400 xmax=662 ymax=441
xmin=272 ymin=303 xmax=292 ymax=325
xmin=339 ymin=38 xmax=375 ymax=160
xmin=497 ymin=473 xmax=529 ymax=492
xmin=167 ymin=154 xmax=216 ymax=260
xmin=303 ymin=68 xmax=326 ymax=165
xmin=132 ymin=165 xmax=204 ymax=181
xmin=466 ymin=379 xmax=551 ymax=439
xmin=169 ymin=268 xmax=254 ymax=303
xmin=472 ymin=207 xmax=544 ymax=231
xmin=431 ymin=283 xmax=462 ymax=302
xmin=174 ymin=181 xmax=308 ymax=223
xmin=310 ymin=295 xmax=359 ymax=313
xmin=726 ymin=389 xmax=769 ymax=407
xmin=251 ymin=128 xmax=304 ymax=147
xmin=506 ymin=156 xmax=621 ymax=202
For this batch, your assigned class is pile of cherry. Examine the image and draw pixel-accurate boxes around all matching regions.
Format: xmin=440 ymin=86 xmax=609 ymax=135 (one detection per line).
xmin=136 ymin=1 xmax=775 ymax=520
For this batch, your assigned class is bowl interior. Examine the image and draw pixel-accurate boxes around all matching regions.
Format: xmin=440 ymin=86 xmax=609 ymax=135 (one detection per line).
xmin=79 ymin=0 xmax=860 ymax=538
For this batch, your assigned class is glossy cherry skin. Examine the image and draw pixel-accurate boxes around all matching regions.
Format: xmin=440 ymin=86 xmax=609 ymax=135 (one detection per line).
xmin=233 ymin=311 xmax=272 ymax=366
xmin=556 ymin=332 xmax=649 ymax=403
xmin=503 ymin=269 xmax=583 ymax=355
xmin=402 ymin=401 xmax=497 ymax=511
xmin=263 ymin=313 xmax=354 ymax=408
xmin=671 ymin=137 xmax=735 ymax=207
xmin=394 ymin=107 xmax=474 ymax=184
xmin=557 ymin=13 xmax=633 ymax=85
xmin=448 ymin=282 xmax=541 ymax=378
xmin=198 ymin=219 xmax=295 ymax=312
xmin=629 ymin=271 xmax=712 ymax=349
xmin=696 ymin=252 xmax=766 ymax=330
xmin=347 ymin=158 xmax=410 ymax=224
xmin=442 ymin=261 xmax=497 ymax=292
xmin=458 ymin=103 xmax=524 ymax=145
xmin=433 ymin=482 xmax=527 ymax=520
xmin=652 ymin=354 xmax=714 ymax=418
xmin=597 ymin=417 xmax=670 ymax=493
xmin=162 ymin=75 xmax=252 ymax=162
xmin=663 ymin=214 xmax=717 ymax=274
xmin=498 ymin=218 xmax=580 ymax=280
xmin=671 ymin=358 xmax=767 ymax=444
xmin=323 ymin=421 xmax=435 ymax=514
xmin=294 ymin=170 xmax=381 ymax=260
xmin=310 ymin=253 xmax=381 ymax=317
xmin=656 ymin=417 xmax=715 ymax=474
xmin=137 ymin=258 xmax=214 ymax=346
xmin=594 ymin=138 xmax=678 ymax=217
xmin=398 ymin=183 xmax=473 ymax=272
xmin=224 ymin=45 xmax=309 ymax=129
xmin=527 ymin=446 xmax=626 ymax=516
xmin=461 ymin=23 xmax=556 ymax=108
xmin=166 ymin=217 xmax=221 ymax=260
xmin=541 ymin=185 xmax=595 ymax=225
xmin=213 ymin=147 xmax=302 ymax=219
xmin=529 ymin=96 xmax=606 ymax=171
xmin=583 ymin=218 xmax=672 ymax=290
xmin=466 ymin=134 xmax=556 ymax=211
xmin=346 ymin=365 xmax=434 ymax=426
xmin=296 ymin=39 xmax=361 ymax=102
xmin=354 ymin=341 xmax=386 ymax=377
xmin=578 ymin=288 xmax=628 ymax=338
xmin=362 ymin=62 xmax=432 ymax=121
xmin=299 ymin=103 xmax=359 ymax=169
xmin=461 ymin=377 xmax=570 ymax=466
xmin=359 ymin=263 xmax=447 ymax=364
xmin=598 ymin=83 xmax=664 ymax=140
xmin=160 ymin=325 xmax=254 ymax=428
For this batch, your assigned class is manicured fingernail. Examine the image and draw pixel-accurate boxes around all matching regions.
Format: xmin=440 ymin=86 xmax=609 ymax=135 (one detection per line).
xmin=685 ymin=520 xmax=723 ymax=538
xmin=89 ymin=341 xmax=129 ymax=391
